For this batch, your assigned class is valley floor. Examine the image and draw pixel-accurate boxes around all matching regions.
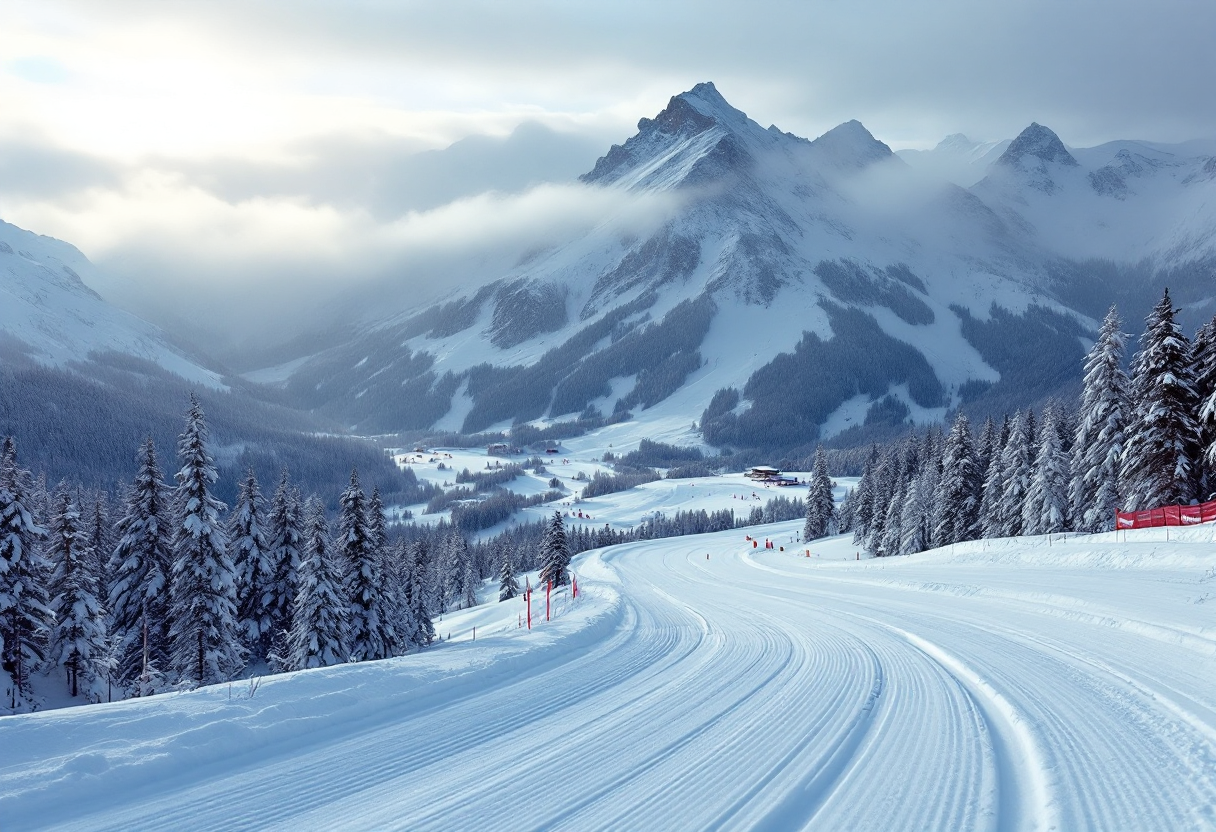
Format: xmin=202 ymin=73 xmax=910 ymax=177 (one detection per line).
xmin=2 ymin=524 xmax=1215 ymax=831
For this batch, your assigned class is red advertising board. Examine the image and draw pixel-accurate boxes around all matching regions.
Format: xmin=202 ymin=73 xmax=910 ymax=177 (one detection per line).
xmin=1115 ymin=498 xmax=1216 ymax=529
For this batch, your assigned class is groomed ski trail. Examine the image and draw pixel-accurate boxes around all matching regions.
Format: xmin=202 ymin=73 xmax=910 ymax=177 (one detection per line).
xmin=3 ymin=525 xmax=1215 ymax=831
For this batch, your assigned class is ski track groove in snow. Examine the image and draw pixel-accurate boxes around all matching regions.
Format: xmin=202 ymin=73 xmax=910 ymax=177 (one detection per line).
xmin=5 ymin=526 xmax=1216 ymax=831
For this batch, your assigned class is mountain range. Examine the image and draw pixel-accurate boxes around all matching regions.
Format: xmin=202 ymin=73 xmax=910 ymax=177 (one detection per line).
xmin=4 ymin=82 xmax=1216 ymax=458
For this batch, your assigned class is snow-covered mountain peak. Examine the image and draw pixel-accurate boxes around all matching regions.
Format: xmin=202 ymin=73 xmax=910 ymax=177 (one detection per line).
xmin=676 ymin=81 xmax=752 ymax=127
xmin=937 ymin=133 xmax=977 ymax=151
xmin=808 ymin=119 xmax=895 ymax=169
xmin=581 ymin=82 xmax=773 ymax=191
xmin=997 ymin=122 xmax=1079 ymax=170
xmin=981 ymin=122 xmax=1080 ymax=195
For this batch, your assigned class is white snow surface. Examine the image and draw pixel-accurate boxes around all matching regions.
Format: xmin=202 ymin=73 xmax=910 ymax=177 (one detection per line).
xmin=0 ymin=219 xmax=222 ymax=387
xmin=4 ymin=517 xmax=1215 ymax=830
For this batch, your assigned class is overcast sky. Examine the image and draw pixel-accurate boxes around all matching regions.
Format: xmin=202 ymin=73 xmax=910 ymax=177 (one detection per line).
xmin=3 ymin=0 xmax=1214 ymax=351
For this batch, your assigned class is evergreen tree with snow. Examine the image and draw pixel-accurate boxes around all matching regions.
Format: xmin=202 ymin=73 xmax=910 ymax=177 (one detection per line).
xmin=265 ymin=470 xmax=303 ymax=655
xmin=167 ymin=395 xmax=244 ymax=686
xmin=1024 ymin=406 xmax=1071 ymax=535
xmin=1192 ymin=313 xmax=1216 ymax=498
xmin=380 ymin=538 xmax=411 ymax=655
xmin=851 ymin=447 xmax=879 ymax=544
xmin=898 ymin=475 xmax=928 ymax=555
xmin=803 ymin=447 xmax=836 ymax=541
xmin=993 ymin=411 xmax=1036 ymax=538
xmin=47 ymin=489 xmax=107 ymax=699
xmin=229 ymin=467 xmax=273 ymax=664
xmin=462 ymin=558 xmax=479 ymax=610
xmin=934 ymin=414 xmax=981 ymax=545
xmin=367 ymin=486 xmax=387 ymax=557
xmin=864 ymin=449 xmax=899 ymax=553
xmin=877 ymin=484 xmax=904 ymax=557
xmin=288 ymin=498 xmax=349 ymax=669
xmin=979 ymin=418 xmax=1010 ymax=539
xmin=339 ymin=469 xmax=390 ymax=661
xmin=498 ymin=552 xmax=519 ymax=601
xmin=836 ymin=488 xmax=855 ymax=534
xmin=108 ymin=438 xmax=173 ymax=691
xmin=538 ymin=511 xmax=571 ymax=587
xmin=441 ymin=531 xmax=470 ymax=610
xmin=404 ymin=541 xmax=434 ymax=649
xmin=1121 ymin=289 xmax=1201 ymax=510
xmin=1070 ymin=307 xmax=1129 ymax=531
xmin=918 ymin=430 xmax=944 ymax=546
xmin=86 ymin=493 xmax=113 ymax=590
xmin=0 ymin=438 xmax=51 ymax=708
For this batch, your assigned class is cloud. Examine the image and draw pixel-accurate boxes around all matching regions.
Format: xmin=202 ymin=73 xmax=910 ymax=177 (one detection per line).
xmin=0 ymin=137 xmax=123 ymax=199
xmin=41 ymin=0 xmax=1216 ymax=147
xmin=4 ymin=0 xmax=1216 ymax=359
xmin=170 ymin=121 xmax=606 ymax=218
xmin=4 ymin=157 xmax=681 ymax=354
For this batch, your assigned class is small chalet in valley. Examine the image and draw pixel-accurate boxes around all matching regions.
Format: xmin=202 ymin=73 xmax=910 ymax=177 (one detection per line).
xmin=745 ymin=465 xmax=801 ymax=486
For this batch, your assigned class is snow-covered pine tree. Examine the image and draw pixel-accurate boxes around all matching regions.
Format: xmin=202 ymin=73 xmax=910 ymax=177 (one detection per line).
xmin=498 ymin=552 xmax=519 ymax=601
xmin=1023 ymin=406 xmax=1071 ymax=535
xmin=994 ymin=411 xmax=1036 ymax=537
xmin=264 ymin=471 xmax=303 ymax=660
xmin=1070 ymin=307 xmax=1129 ymax=531
xmin=379 ymin=538 xmax=410 ymax=655
xmin=86 ymin=493 xmax=113 ymax=590
xmin=47 ymin=489 xmax=107 ymax=699
xmin=1121 ymin=289 xmax=1201 ymax=510
xmin=404 ymin=541 xmax=435 ymax=649
xmin=440 ymin=530 xmax=467 ymax=611
xmin=167 ymin=395 xmax=244 ymax=686
xmin=538 ymin=511 xmax=571 ymax=587
xmin=803 ymin=447 xmax=836 ymax=541
xmin=339 ymin=469 xmax=389 ymax=662
xmin=864 ymin=448 xmax=899 ymax=553
xmin=976 ymin=417 xmax=1000 ymax=485
xmin=462 ymin=557 xmax=479 ymax=610
xmin=898 ymin=475 xmax=928 ymax=555
xmin=1192 ymin=313 xmax=1216 ymax=498
xmin=288 ymin=497 xmax=349 ymax=669
xmin=0 ymin=438 xmax=50 ymax=708
xmin=835 ymin=488 xmax=854 ymax=534
xmin=108 ymin=438 xmax=173 ymax=692
xmin=229 ymin=467 xmax=272 ymax=664
xmin=934 ymin=414 xmax=981 ymax=546
xmin=877 ymin=484 xmax=904 ymax=557
xmin=917 ymin=429 xmax=944 ymax=547
xmin=851 ymin=447 xmax=879 ymax=544
xmin=979 ymin=418 xmax=1010 ymax=538
xmin=367 ymin=486 xmax=387 ymax=557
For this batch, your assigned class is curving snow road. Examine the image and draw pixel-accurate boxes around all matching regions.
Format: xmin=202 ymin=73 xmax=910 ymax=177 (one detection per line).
xmin=3 ymin=522 xmax=1215 ymax=831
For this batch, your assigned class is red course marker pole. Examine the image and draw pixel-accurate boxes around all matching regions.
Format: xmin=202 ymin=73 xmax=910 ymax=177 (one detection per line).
xmin=546 ymin=579 xmax=552 ymax=621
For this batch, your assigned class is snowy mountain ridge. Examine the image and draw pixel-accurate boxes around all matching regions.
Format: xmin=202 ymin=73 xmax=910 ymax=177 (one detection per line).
xmin=251 ymin=83 xmax=1216 ymax=451
xmin=0 ymin=219 xmax=222 ymax=388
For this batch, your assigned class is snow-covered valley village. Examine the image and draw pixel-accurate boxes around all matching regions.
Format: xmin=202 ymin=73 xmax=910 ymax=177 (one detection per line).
xmin=4 ymin=8 xmax=1216 ymax=827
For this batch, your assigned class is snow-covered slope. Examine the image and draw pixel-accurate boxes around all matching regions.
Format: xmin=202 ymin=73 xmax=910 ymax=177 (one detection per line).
xmin=4 ymin=521 xmax=1214 ymax=831
xmin=897 ymin=133 xmax=1010 ymax=186
xmin=255 ymin=84 xmax=1216 ymax=449
xmin=0 ymin=219 xmax=222 ymax=387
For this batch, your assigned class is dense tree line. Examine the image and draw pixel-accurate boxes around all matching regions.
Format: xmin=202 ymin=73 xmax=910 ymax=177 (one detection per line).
xmin=2 ymin=385 xmax=822 ymax=712
xmin=0 ymin=359 xmax=428 ymax=510
xmin=841 ymin=291 xmax=1216 ymax=556
xmin=0 ymin=396 xmax=440 ymax=713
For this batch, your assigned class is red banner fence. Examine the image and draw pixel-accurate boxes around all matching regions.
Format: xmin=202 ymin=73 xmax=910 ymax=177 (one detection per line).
xmin=1115 ymin=499 xmax=1216 ymax=530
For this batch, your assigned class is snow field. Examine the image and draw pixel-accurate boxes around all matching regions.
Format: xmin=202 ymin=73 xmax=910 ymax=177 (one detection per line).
xmin=4 ymin=519 xmax=1215 ymax=830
